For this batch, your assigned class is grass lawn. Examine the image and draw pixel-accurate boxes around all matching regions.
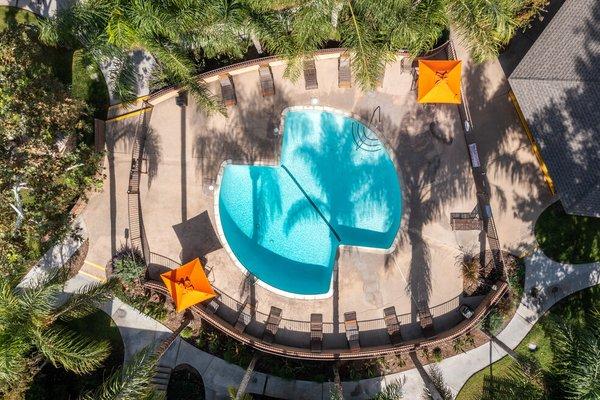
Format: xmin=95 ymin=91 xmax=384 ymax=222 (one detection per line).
xmin=25 ymin=311 xmax=124 ymax=399
xmin=1 ymin=6 xmax=110 ymax=118
xmin=456 ymin=285 xmax=600 ymax=399
xmin=535 ymin=201 xmax=600 ymax=264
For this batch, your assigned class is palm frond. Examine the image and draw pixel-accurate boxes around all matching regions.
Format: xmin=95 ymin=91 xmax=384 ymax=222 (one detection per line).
xmin=80 ymin=347 xmax=162 ymax=400
xmin=54 ymin=278 xmax=118 ymax=322
xmin=32 ymin=325 xmax=110 ymax=374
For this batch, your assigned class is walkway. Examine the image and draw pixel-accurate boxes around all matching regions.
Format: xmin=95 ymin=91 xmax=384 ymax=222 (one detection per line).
xmin=59 ymin=249 xmax=600 ymax=399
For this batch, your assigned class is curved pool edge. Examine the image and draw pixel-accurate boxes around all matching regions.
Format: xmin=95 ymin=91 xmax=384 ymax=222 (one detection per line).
xmin=213 ymin=105 xmax=404 ymax=299
xmin=213 ymin=159 xmax=335 ymax=300
xmin=280 ymin=105 xmax=403 ymax=255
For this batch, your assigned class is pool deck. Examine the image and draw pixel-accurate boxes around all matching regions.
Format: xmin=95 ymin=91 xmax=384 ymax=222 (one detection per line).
xmin=94 ymin=50 xmax=553 ymax=341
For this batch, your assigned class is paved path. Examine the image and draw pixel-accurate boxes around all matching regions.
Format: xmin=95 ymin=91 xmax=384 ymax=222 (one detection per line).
xmin=61 ymin=250 xmax=600 ymax=399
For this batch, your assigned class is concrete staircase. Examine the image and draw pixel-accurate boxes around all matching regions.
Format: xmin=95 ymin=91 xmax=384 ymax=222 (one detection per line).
xmin=152 ymin=364 xmax=173 ymax=393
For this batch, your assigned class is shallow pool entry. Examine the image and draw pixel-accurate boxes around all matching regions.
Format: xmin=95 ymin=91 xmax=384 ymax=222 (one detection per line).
xmin=218 ymin=109 xmax=402 ymax=296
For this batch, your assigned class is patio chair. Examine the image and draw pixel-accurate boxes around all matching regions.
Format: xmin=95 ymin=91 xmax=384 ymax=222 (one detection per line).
xmin=303 ymin=59 xmax=318 ymax=90
xmin=338 ymin=54 xmax=352 ymax=88
xmin=418 ymin=307 xmax=434 ymax=337
xmin=262 ymin=306 xmax=282 ymax=343
xmin=234 ymin=302 xmax=252 ymax=332
xmin=205 ymin=298 xmax=220 ymax=314
xmin=383 ymin=306 xmax=402 ymax=345
xmin=259 ymin=64 xmax=275 ymax=97
xmin=219 ymin=74 xmax=237 ymax=106
xmin=344 ymin=311 xmax=360 ymax=351
xmin=310 ymin=313 xmax=323 ymax=352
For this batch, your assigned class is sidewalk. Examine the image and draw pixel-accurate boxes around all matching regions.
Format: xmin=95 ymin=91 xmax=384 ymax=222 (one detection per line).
xmin=63 ymin=250 xmax=600 ymax=400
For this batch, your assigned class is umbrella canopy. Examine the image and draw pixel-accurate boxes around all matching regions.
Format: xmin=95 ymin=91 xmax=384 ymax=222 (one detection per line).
xmin=160 ymin=258 xmax=216 ymax=312
xmin=417 ymin=60 xmax=462 ymax=104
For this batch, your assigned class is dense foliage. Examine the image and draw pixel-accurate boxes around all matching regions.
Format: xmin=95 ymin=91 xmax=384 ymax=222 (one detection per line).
xmin=40 ymin=0 xmax=549 ymax=107
xmin=0 ymin=26 xmax=101 ymax=280
xmin=0 ymin=267 xmax=117 ymax=399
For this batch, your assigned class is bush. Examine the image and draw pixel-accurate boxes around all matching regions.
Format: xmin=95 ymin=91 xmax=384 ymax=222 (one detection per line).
xmin=180 ymin=327 xmax=194 ymax=339
xmin=423 ymin=365 xmax=452 ymax=400
xmin=481 ymin=308 xmax=504 ymax=335
xmin=431 ymin=347 xmax=443 ymax=363
xmin=373 ymin=379 xmax=404 ymax=400
xmin=112 ymin=247 xmax=145 ymax=284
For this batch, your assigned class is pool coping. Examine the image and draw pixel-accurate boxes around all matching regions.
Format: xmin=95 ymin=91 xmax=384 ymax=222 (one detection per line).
xmin=212 ymin=105 xmax=404 ymax=300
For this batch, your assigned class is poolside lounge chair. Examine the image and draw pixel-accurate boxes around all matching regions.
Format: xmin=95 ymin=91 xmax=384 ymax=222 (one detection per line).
xmin=338 ymin=54 xmax=352 ymax=88
xmin=263 ymin=306 xmax=282 ymax=343
xmin=418 ymin=308 xmax=434 ymax=337
xmin=219 ymin=74 xmax=237 ymax=106
xmin=344 ymin=311 xmax=360 ymax=351
xmin=205 ymin=298 xmax=220 ymax=314
xmin=259 ymin=64 xmax=275 ymax=97
xmin=310 ymin=313 xmax=323 ymax=352
xmin=303 ymin=59 xmax=318 ymax=90
xmin=234 ymin=302 xmax=252 ymax=332
xmin=383 ymin=306 xmax=402 ymax=345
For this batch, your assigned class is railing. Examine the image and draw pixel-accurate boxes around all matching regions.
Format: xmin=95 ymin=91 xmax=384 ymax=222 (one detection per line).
xmin=127 ymin=103 xmax=152 ymax=260
xmin=143 ymin=279 xmax=507 ymax=360
xmin=132 ymin=44 xmax=511 ymax=360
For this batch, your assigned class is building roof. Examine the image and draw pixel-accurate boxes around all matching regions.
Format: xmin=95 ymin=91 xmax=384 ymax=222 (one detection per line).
xmin=509 ymin=0 xmax=600 ymax=217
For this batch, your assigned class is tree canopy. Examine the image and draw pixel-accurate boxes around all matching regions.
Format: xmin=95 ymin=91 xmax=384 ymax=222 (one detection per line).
xmin=39 ymin=0 xmax=549 ymax=104
xmin=0 ymin=26 xmax=101 ymax=279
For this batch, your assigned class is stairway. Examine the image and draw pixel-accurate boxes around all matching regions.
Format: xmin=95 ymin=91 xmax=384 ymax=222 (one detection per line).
xmin=152 ymin=364 xmax=172 ymax=393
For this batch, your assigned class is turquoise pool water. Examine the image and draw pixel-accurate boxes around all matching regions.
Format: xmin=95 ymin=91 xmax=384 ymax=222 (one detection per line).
xmin=218 ymin=109 xmax=402 ymax=295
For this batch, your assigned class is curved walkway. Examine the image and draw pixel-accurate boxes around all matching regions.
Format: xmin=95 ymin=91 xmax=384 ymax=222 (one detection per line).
xmin=59 ymin=248 xmax=600 ymax=399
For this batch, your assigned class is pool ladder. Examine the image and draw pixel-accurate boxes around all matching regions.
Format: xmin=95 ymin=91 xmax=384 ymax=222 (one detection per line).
xmin=352 ymin=106 xmax=383 ymax=152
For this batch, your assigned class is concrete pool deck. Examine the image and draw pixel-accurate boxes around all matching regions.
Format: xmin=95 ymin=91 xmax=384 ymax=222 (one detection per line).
xmin=88 ymin=42 xmax=553 ymax=346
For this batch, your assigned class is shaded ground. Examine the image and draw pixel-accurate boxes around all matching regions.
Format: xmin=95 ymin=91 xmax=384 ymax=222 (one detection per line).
xmin=25 ymin=310 xmax=124 ymax=399
xmin=535 ymin=201 xmax=600 ymax=264
xmin=456 ymin=284 xmax=600 ymax=400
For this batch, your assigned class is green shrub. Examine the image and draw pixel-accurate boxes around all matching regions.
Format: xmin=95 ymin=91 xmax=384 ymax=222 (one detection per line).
xmin=180 ymin=327 xmax=193 ymax=339
xmin=112 ymin=247 xmax=145 ymax=284
xmin=481 ymin=308 xmax=504 ymax=335
xmin=432 ymin=347 xmax=443 ymax=363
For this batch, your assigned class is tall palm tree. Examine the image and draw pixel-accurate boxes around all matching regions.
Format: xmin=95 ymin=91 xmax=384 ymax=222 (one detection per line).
xmin=551 ymin=308 xmax=600 ymax=399
xmin=38 ymin=0 xmax=228 ymax=111
xmin=0 ymin=268 xmax=117 ymax=398
xmin=80 ymin=348 xmax=163 ymax=400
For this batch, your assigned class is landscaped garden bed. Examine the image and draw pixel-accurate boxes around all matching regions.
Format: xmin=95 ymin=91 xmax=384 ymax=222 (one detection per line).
xmin=456 ymin=284 xmax=600 ymax=399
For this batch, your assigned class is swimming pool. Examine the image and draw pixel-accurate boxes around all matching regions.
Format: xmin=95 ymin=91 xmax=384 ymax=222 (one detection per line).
xmin=217 ymin=108 xmax=402 ymax=297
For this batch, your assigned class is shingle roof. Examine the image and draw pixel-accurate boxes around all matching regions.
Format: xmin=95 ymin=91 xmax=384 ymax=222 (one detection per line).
xmin=509 ymin=0 xmax=600 ymax=217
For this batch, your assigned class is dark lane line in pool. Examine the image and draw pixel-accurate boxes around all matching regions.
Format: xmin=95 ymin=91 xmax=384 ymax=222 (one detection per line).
xmin=280 ymin=164 xmax=342 ymax=242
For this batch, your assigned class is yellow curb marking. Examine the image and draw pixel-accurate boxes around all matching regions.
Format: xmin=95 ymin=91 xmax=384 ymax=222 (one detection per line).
xmin=84 ymin=260 xmax=106 ymax=271
xmin=105 ymin=107 xmax=152 ymax=123
xmin=79 ymin=270 xmax=106 ymax=282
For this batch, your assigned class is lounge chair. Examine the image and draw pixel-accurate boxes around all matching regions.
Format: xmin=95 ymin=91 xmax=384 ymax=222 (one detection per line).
xmin=310 ymin=313 xmax=323 ymax=352
xmin=450 ymin=212 xmax=483 ymax=231
xmin=303 ymin=59 xmax=318 ymax=90
xmin=418 ymin=307 xmax=434 ymax=337
xmin=338 ymin=54 xmax=352 ymax=88
xmin=259 ymin=64 xmax=275 ymax=97
xmin=383 ymin=306 xmax=402 ymax=345
xmin=344 ymin=311 xmax=360 ymax=351
xmin=219 ymin=74 xmax=236 ymax=106
xmin=234 ymin=302 xmax=252 ymax=332
xmin=263 ymin=306 xmax=282 ymax=343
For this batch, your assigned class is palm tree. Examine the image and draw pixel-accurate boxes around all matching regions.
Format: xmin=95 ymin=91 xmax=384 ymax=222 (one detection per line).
xmin=80 ymin=348 xmax=163 ymax=400
xmin=550 ymin=308 xmax=600 ymax=399
xmin=446 ymin=0 xmax=520 ymax=63
xmin=38 ymin=0 xmax=228 ymax=111
xmin=0 ymin=267 xmax=117 ymax=398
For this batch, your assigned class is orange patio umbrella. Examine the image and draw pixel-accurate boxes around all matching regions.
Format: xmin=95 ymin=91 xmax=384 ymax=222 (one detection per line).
xmin=160 ymin=258 xmax=216 ymax=312
xmin=417 ymin=60 xmax=462 ymax=104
